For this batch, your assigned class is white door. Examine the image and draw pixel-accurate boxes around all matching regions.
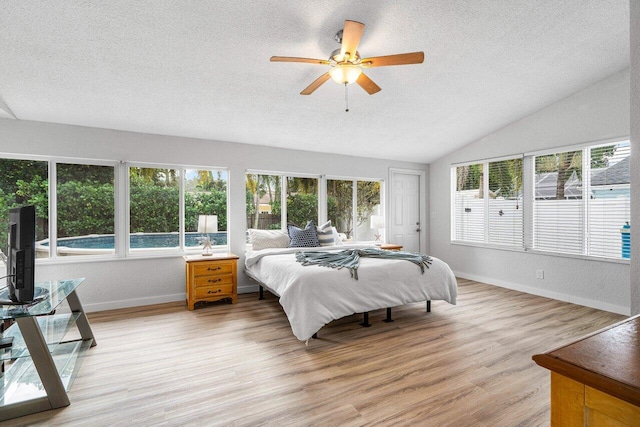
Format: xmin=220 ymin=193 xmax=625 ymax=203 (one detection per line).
xmin=391 ymin=172 xmax=421 ymax=253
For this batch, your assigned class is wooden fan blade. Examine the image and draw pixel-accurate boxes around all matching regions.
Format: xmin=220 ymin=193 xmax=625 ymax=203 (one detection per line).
xmin=339 ymin=20 xmax=365 ymax=61
xmin=271 ymin=56 xmax=330 ymax=65
xmin=361 ymin=51 xmax=424 ymax=67
xmin=301 ymin=73 xmax=331 ymax=95
xmin=356 ymin=72 xmax=381 ymax=95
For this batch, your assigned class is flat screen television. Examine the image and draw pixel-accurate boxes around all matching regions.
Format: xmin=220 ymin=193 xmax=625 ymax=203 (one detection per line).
xmin=5 ymin=205 xmax=36 ymax=304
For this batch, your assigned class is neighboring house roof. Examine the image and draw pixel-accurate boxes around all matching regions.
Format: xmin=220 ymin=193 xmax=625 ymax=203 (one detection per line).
xmin=535 ymin=155 xmax=630 ymax=199
xmin=590 ymin=156 xmax=630 ymax=186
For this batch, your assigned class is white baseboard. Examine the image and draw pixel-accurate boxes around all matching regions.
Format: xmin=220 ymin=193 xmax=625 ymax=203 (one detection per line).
xmin=82 ymin=293 xmax=186 ymax=313
xmin=83 ymin=286 xmax=262 ymax=313
xmin=453 ymin=271 xmax=630 ymax=316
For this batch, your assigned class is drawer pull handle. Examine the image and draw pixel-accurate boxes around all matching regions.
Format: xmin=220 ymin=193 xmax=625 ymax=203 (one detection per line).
xmin=207 ymin=278 xmax=222 ymax=283
xmin=207 ymin=266 xmax=222 ymax=272
xmin=207 ymin=289 xmax=222 ymax=294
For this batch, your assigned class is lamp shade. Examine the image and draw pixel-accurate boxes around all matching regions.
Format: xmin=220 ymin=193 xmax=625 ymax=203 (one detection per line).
xmin=329 ymin=64 xmax=362 ymax=84
xmin=197 ymin=215 xmax=218 ymax=233
xmin=370 ymin=215 xmax=385 ymax=229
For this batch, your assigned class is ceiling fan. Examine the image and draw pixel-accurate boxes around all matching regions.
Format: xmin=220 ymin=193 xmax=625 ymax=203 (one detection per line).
xmin=271 ymin=20 xmax=424 ymax=96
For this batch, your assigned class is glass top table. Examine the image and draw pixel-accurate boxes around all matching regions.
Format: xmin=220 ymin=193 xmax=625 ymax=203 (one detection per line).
xmin=0 ymin=277 xmax=95 ymax=421
xmin=0 ymin=278 xmax=85 ymax=320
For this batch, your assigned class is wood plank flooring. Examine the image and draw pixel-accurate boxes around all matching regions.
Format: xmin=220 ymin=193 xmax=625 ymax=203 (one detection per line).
xmin=11 ymin=278 xmax=625 ymax=426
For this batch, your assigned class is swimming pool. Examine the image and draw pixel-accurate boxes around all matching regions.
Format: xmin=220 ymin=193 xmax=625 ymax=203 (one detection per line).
xmin=39 ymin=232 xmax=228 ymax=252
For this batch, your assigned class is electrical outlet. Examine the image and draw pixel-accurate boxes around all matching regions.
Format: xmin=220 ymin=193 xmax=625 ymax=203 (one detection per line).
xmin=431 ymin=212 xmax=436 ymax=219
xmin=536 ymin=269 xmax=544 ymax=279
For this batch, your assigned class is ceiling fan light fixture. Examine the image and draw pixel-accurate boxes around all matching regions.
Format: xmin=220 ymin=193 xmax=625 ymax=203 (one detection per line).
xmin=329 ymin=64 xmax=362 ymax=85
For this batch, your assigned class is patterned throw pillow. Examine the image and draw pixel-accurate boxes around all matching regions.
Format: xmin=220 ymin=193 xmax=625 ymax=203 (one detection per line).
xmin=288 ymin=221 xmax=320 ymax=247
xmin=249 ymin=229 xmax=290 ymax=251
xmin=316 ymin=220 xmax=335 ymax=246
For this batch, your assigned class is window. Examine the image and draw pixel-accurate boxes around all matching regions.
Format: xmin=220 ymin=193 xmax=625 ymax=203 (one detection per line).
xmin=452 ymin=157 xmax=523 ymax=248
xmin=245 ymin=173 xmax=318 ymax=231
xmin=327 ymin=179 xmax=353 ymax=238
xmin=533 ymin=141 xmax=630 ymax=259
xmin=327 ymin=179 xmax=382 ymax=242
xmin=129 ymin=167 xmax=180 ymax=251
xmin=453 ymin=163 xmax=484 ymax=243
xmin=286 ymin=176 xmax=318 ymax=227
xmin=587 ymin=143 xmax=630 ymax=258
xmin=451 ymin=139 xmax=630 ymax=261
xmin=129 ymin=166 xmax=228 ymax=253
xmin=56 ymin=163 xmax=115 ymax=256
xmin=0 ymin=158 xmax=49 ymax=259
xmin=184 ymin=169 xmax=228 ymax=249
xmin=533 ymin=150 xmax=583 ymax=254
xmin=246 ymin=174 xmax=281 ymax=233
xmin=1 ymin=153 xmax=230 ymax=261
xmin=246 ymin=173 xmax=383 ymax=244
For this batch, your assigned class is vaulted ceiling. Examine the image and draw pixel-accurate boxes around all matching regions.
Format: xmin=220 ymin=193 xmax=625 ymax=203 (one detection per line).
xmin=0 ymin=1 xmax=630 ymax=163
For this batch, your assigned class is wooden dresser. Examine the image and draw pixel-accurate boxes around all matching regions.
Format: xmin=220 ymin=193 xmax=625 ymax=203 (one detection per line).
xmin=184 ymin=253 xmax=239 ymax=310
xmin=533 ymin=314 xmax=640 ymax=426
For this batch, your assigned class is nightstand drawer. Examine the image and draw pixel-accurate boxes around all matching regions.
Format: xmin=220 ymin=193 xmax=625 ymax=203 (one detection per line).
xmin=195 ymin=285 xmax=234 ymax=299
xmin=194 ymin=274 xmax=234 ymax=287
xmin=193 ymin=261 xmax=234 ymax=277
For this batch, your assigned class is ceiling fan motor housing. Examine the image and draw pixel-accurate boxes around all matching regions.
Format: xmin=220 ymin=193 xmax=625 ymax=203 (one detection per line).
xmin=330 ymin=48 xmax=361 ymax=65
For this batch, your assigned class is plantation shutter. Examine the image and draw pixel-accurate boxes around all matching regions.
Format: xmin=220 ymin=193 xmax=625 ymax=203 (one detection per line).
xmin=587 ymin=143 xmax=631 ymax=259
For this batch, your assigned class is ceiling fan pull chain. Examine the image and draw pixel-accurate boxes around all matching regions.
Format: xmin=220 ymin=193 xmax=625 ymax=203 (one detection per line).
xmin=344 ymin=83 xmax=349 ymax=112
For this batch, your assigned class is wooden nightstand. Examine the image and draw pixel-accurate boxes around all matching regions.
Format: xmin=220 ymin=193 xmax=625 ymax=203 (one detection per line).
xmin=380 ymin=243 xmax=403 ymax=251
xmin=184 ymin=253 xmax=239 ymax=310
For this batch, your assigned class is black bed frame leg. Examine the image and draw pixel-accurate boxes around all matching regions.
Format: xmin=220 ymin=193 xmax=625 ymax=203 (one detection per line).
xmin=383 ymin=307 xmax=394 ymax=323
xmin=259 ymin=285 xmax=264 ymax=300
xmin=360 ymin=312 xmax=371 ymax=327
xmin=426 ymin=300 xmax=431 ymax=313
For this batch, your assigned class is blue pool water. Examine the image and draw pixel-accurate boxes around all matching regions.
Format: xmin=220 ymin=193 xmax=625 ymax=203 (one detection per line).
xmin=41 ymin=232 xmax=228 ymax=249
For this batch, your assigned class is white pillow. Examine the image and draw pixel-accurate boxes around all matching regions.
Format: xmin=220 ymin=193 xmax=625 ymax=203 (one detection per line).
xmin=331 ymin=226 xmax=343 ymax=245
xmin=249 ymin=229 xmax=290 ymax=251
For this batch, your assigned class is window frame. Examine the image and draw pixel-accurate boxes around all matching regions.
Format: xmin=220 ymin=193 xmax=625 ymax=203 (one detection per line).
xmin=451 ymin=155 xmax=524 ymax=250
xmin=125 ymin=162 xmax=230 ymax=257
xmin=0 ymin=152 xmax=230 ymax=263
xmin=450 ymin=137 xmax=631 ymax=264
xmin=325 ymin=176 xmax=384 ymax=242
xmin=245 ymin=170 xmax=384 ymax=245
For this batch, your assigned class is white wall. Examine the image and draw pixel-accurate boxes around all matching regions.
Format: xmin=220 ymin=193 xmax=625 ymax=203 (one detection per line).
xmin=631 ymin=0 xmax=639 ymax=316
xmin=429 ymin=69 xmax=632 ymax=315
xmin=0 ymin=118 xmax=428 ymax=312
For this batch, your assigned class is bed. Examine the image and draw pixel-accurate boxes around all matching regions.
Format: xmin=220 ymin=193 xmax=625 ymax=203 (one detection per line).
xmin=245 ymin=243 xmax=458 ymax=341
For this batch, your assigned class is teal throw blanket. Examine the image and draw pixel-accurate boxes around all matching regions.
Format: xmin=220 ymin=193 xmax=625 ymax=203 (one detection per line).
xmin=295 ymin=248 xmax=432 ymax=280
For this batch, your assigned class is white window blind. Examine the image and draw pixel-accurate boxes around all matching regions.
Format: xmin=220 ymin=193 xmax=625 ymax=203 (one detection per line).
xmin=452 ymin=157 xmax=523 ymax=248
xmin=488 ymin=158 xmax=524 ymax=247
xmin=586 ymin=142 xmax=631 ymax=259
xmin=453 ymin=163 xmax=484 ymax=243
xmin=532 ymin=141 xmax=630 ymax=260
xmin=533 ymin=149 xmax=584 ymax=255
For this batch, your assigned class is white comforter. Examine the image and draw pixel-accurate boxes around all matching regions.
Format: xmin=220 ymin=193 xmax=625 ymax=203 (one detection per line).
xmin=245 ymin=245 xmax=457 ymax=341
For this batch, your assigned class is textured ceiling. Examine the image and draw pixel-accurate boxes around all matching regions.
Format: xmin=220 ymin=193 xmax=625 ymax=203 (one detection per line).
xmin=0 ymin=1 xmax=630 ymax=163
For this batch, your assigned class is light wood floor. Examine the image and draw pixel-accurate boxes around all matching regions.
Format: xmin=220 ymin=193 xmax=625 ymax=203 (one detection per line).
xmin=12 ymin=279 xmax=624 ymax=426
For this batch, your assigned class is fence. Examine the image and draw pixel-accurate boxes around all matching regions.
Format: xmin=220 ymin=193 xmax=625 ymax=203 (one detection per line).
xmin=246 ymin=214 xmax=280 ymax=230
